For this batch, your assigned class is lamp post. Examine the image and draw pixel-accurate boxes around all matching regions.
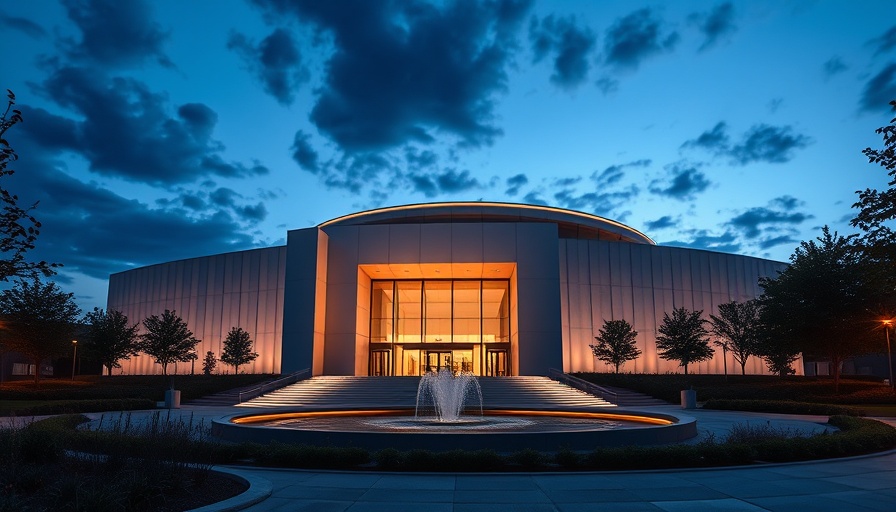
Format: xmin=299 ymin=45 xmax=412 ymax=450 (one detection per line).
xmin=884 ymin=320 xmax=894 ymax=390
xmin=71 ymin=340 xmax=78 ymax=380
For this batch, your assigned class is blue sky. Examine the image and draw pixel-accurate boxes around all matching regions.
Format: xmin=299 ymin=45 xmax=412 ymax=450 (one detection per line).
xmin=2 ymin=0 xmax=894 ymax=311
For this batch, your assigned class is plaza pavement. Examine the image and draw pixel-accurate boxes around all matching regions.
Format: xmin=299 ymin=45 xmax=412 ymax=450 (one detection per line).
xmin=7 ymin=404 xmax=895 ymax=510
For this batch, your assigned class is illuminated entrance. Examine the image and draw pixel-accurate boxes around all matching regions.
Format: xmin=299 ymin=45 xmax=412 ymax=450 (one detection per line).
xmin=369 ymin=280 xmax=511 ymax=376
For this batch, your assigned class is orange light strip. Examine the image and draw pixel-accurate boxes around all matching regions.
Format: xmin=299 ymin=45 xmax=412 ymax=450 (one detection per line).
xmin=231 ymin=409 xmax=673 ymax=426
xmin=316 ymin=201 xmax=656 ymax=245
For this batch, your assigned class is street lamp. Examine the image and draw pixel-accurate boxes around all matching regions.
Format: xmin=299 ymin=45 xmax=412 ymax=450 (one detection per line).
xmin=884 ymin=320 xmax=894 ymax=390
xmin=71 ymin=340 xmax=78 ymax=380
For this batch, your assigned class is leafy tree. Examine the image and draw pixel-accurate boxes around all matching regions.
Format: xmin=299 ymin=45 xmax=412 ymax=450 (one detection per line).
xmin=656 ymin=307 xmax=714 ymax=375
xmin=0 ymin=279 xmax=80 ymax=383
xmin=759 ymin=227 xmax=878 ymax=391
xmin=137 ymin=310 xmax=200 ymax=376
xmin=0 ymin=90 xmax=59 ymax=281
xmin=589 ymin=319 xmax=641 ymax=373
xmin=755 ymin=325 xmax=801 ymax=377
xmin=708 ymin=300 xmax=760 ymax=377
xmin=83 ymin=308 xmax=139 ymax=376
xmin=220 ymin=326 xmax=258 ymax=374
xmin=851 ymin=99 xmax=896 ymax=318
xmin=202 ymin=350 xmax=217 ymax=375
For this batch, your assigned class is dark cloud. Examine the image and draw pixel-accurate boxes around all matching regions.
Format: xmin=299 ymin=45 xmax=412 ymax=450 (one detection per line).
xmin=505 ymin=173 xmax=528 ymax=196
xmin=645 ymin=215 xmax=678 ymax=231
xmin=250 ymin=0 xmax=532 ymax=152
xmin=822 ymin=56 xmax=847 ymax=78
xmin=681 ymin=121 xmax=729 ymax=152
xmin=682 ymin=122 xmax=811 ymax=165
xmin=868 ymin=25 xmax=896 ymax=56
xmin=228 ymin=28 xmax=308 ymax=105
xmin=7 ymin=139 xmax=262 ymax=281
xmin=410 ymin=168 xmax=480 ymax=197
xmin=757 ymin=234 xmax=798 ymax=250
xmin=291 ymin=130 xmax=319 ymax=172
xmin=729 ymin=124 xmax=812 ymax=165
xmin=529 ymin=15 xmax=596 ymax=89
xmin=859 ymin=63 xmax=896 ymax=113
xmin=592 ymin=159 xmax=651 ymax=185
xmin=551 ymin=169 xmax=639 ymax=216
xmin=21 ymin=67 xmax=268 ymax=185
xmin=726 ymin=196 xmax=812 ymax=239
xmin=522 ymin=191 xmax=548 ymax=206
xmin=663 ymin=229 xmax=741 ymax=254
xmin=404 ymin=147 xmax=439 ymax=170
xmin=689 ymin=2 xmax=736 ymax=51
xmin=60 ymin=0 xmax=171 ymax=68
xmin=0 ymin=13 xmax=47 ymax=39
xmin=648 ymin=165 xmax=710 ymax=200
xmin=602 ymin=8 xmax=679 ymax=70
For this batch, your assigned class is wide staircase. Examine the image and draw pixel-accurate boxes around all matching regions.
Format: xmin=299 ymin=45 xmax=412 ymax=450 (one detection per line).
xmin=237 ymin=376 xmax=620 ymax=410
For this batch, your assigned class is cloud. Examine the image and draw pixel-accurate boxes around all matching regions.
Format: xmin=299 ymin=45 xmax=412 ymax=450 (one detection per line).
xmin=602 ymin=8 xmax=679 ymax=70
xmin=404 ymin=147 xmax=439 ymax=170
xmin=689 ymin=2 xmax=736 ymax=51
xmin=529 ymin=15 xmax=596 ymax=89
xmin=60 ymin=0 xmax=172 ymax=68
xmin=645 ymin=215 xmax=678 ymax=231
xmin=822 ymin=56 xmax=847 ymax=78
xmin=8 ymin=139 xmax=263 ymax=281
xmin=726 ymin=196 xmax=812 ymax=239
xmin=663 ymin=229 xmax=741 ymax=254
xmin=592 ymin=159 xmax=651 ymax=185
xmin=505 ymin=173 xmax=528 ymax=196
xmin=682 ymin=121 xmax=811 ymax=165
xmin=228 ymin=28 xmax=308 ymax=105
xmin=21 ymin=67 xmax=268 ymax=185
xmin=250 ymin=0 xmax=532 ymax=152
xmin=550 ymin=169 xmax=640 ymax=216
xmin=868 ymin=25 xmax=896 ymax=56
xmin=522 ymin=191 xmax=548 ymax=206
xmin=409 ymin=168 xmax=480 ymax=197
xmin=859 ymin=63 xmax=896 ymax=113
xmin=648 ymin=164 xmax=710 ymax=200
xmin=291 ymin=130 xmax=319 ymax=172
xmin=0 ymin=13 xmax=47 ymax=39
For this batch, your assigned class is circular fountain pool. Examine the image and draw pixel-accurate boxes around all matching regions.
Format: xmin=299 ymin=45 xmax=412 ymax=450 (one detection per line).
xmin=212 ymin=408 xmax=696 ymax=451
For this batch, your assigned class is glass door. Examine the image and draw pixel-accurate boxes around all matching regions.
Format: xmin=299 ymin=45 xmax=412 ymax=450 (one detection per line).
xmin=369 ymin=350 xmax=392 ymax=376
xmin=485 ymin=349 xmax=508 ymax=376
xmin=425 ymin=351 xmax=452 ymax=373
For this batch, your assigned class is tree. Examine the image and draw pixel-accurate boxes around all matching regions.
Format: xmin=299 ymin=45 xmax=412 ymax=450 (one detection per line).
xmin=83 ymin=308 xmax=139 ymax=376
xmin=589 ymin=319 xmax=641 ymax=373
xmin=759 ymin=227 xmax=878 ymax=391
xmin=852 ymin=99 xmax=896 ymax=319
xmin=0 ymin=90 xmax=59 ymax=281
xmin=0 ymin=279 xmax=80 ymax=383
xmin=202 ymin=350 xmax=217 ymax=375
xmin=656 ymin=307 xmax=714 ymax=375
xmin=708 ymin=300 xmax=760 ymax=377
xmin=137 ymin=310 xmax=200 ymax=376
xmin=220 ymin=326 xmax=257 ymax=374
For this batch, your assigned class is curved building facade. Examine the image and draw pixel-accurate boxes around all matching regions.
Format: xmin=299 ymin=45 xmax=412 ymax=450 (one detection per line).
xmin=107 ymin=202 xmax=795 ymax=376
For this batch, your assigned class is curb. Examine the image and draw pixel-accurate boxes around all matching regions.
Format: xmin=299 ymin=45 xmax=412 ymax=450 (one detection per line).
xmin=186 ymin=466 xmax=273 ymax=512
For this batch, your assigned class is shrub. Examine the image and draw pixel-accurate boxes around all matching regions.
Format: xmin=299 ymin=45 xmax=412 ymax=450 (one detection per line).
xmin=703 ymin=399 xmax=864 ymax=416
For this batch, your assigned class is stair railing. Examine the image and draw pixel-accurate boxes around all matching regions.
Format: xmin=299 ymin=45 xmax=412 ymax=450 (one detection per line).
xmin=547 ymin=368 xmax=618 ymax=405
xmin=238 ymin=368 xmax=312 ymax=403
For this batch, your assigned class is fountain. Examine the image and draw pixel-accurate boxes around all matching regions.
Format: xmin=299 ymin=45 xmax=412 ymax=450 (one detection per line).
xmin=212 ymin=373 xmax=697 ymax=451
xmin=415 ymin=369 xmax=482 ymax=422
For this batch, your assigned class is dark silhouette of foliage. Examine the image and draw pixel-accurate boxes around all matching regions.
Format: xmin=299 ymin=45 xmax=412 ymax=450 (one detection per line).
xmin=202 ymin=350 xmax=217 ymax=375
xmin=708 ymin=300 xmax=760 ymax=376
xmin=0 ymin=90 xmax=59 ymax=281
xmin=589 ymin=319 xmax=641 ymax=373
xmin=83 ymin=308 xmax=139 ymax=376
xmin=220 ymin=326 xmax=257 ymax=374
xmin=656 ymin=307 xmax=714 ymax=375
xmin=759 ymin=227 xmax=878 ymax=390
xmin=137 ymin=310 xmax=200 ymax=375
xmin=0 ymin=280 xmax=80 ymax=383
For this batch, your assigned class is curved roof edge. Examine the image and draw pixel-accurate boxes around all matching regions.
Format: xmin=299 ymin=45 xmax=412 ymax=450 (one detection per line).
xmin=318 ymin=202 xmax=656 ymax=245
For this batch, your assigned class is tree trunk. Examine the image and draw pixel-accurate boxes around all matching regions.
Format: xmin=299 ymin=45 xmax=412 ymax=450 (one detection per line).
xmin=614 ymin=363 xmax=620 ymax=374
xmin=683 ymin=364 xmax=689 ymax=375
xmin=32 ymin=357 xmax=41 ymax=384
xmin=832 ymin=356 xmax=842 ymax=393
xmin=741 ymin=360 xmax=747 ymax=375
xmin=722 ymin=347 xmax=728 ymax=381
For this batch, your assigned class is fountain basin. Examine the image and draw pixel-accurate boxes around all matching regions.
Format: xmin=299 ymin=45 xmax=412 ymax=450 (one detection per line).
xmin=212 ymin=408 xmax=697 ymax=451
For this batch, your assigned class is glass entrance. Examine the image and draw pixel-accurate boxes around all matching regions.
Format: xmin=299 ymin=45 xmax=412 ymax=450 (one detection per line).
xmin=486 ymin=349 xmax=508 ymax=376
xmin=370 ymin=279 xmax=511 ymax=376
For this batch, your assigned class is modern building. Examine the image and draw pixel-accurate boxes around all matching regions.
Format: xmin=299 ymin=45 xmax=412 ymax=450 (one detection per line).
xmin=107 ymin=202 xmax=798 ymax=376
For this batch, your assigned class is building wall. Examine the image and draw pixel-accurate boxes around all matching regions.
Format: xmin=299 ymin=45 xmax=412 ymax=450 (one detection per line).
xmin=558 ymin=239 xmax=796 ymax=375
xmin=108 ymin=246 xmax=287 ymax=375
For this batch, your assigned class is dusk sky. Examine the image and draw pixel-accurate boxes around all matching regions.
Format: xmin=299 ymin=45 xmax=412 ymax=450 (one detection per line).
xmin=2 ymin=0 xmax=895 ymax=312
